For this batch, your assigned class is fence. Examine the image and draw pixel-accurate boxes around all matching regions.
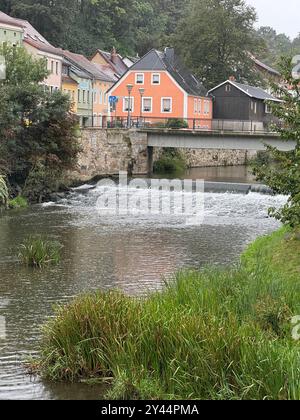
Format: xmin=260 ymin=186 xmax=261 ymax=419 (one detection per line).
xmin=79 ymin=115 xmax=280 ymax=134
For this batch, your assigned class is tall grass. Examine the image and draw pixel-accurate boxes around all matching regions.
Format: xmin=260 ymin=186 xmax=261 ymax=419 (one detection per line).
xmin=0 ymin=175 xmax=8 ymax=208
xmin=37 ymin=234 xmax=300 ymax=400
xmin=18 ymin=236 xmax=62 ymax=268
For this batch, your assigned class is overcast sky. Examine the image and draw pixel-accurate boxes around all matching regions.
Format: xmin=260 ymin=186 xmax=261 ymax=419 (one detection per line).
xmin=245 ymin=0 xmax=299 ymax=39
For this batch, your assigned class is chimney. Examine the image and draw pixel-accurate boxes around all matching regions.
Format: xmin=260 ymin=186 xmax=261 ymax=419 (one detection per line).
xmin=164 ymin=47 xmax=175 ymax=65
xmin=111 ymin=46 xmax=117 ymax=64
xmin=229 ymin=75 xmax=236 ymax=82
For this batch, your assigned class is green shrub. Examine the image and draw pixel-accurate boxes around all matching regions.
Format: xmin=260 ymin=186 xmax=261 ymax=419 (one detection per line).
xmin=166 ymin=118 xmax=189 ymax=129
xmin=9 ymin=196 xmax=28 ymax=209
xmin=18 ymin=236 xmax=62 ymax=268
xmin=154 ymin=148 xmax=187 ymax=174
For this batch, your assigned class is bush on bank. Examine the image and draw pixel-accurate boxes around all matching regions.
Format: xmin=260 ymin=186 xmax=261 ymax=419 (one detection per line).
xmin=36 ymin=227 xmax=300 ymax=400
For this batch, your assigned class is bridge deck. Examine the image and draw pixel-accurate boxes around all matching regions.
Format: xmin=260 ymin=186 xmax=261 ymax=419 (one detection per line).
xmin=142 ymin=129 xmax=295 ymax=151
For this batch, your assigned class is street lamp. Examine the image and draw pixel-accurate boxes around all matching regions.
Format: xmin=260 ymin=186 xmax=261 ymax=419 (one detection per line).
xmin=139 ymin=88 xmax=145 ymax=127
xmin=126 ymin=84 xmax=133 ymax=128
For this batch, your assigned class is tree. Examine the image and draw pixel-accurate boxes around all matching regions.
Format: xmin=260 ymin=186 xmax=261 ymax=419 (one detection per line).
xmin=173 ymin=0 xmax=264 ymax=89
xmin=0 ymin=46 xmax=80 ymax=202
xmin=253 ymin=57 xmax=300 ymax=228
xmin=256 ymin=26 xmax=293 ymax=69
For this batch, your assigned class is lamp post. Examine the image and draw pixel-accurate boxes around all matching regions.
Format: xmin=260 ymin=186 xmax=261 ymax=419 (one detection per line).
xmin=126 ymin=84 xmax=133 ymax=128
xmin=139 ymin=88 xmax=145 ymax=127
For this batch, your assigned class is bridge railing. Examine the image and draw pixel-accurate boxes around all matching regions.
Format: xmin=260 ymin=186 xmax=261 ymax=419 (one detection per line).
xmin=79 ymin=115 xmax=281 ymax=133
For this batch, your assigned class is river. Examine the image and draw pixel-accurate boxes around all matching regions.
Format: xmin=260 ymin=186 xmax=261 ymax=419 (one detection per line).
xmin=0 ymin=166 xmax=287 ymax=400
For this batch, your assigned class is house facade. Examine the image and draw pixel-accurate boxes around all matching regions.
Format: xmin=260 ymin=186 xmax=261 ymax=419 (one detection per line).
xmin=208 ymin=79 xmax=281 ymax=131
xmin=107 ymin=48 xmax=213 ymax=129
xmin=63 ymin=50 xmax=116 ymax=127
xmin=0 ymin=12 xmax=23 ymax=47
xmin=24 ymin=39 xmax=63 ymax=91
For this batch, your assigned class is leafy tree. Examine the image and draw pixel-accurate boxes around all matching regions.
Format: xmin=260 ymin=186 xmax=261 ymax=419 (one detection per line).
xmin=256 ymin=26 xmax=293 ymax=69
xmin=253 ymin=58 xmax=300 ymax=228
xmin=0 ymin=46 xmax=80 ymax=202
xmin=173 ymin=0 xmax=263 ymax=89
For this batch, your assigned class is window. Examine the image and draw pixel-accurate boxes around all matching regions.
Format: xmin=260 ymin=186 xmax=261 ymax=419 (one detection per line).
xmin=135 ymin=73 xmax=144 ymax=84
xmin=56 ymin=62 xmax=59 ymax=75
xmin=152 ymin=74 xmax=160 ymax=85
xmin=265 ymin=103 xmax=272 ymax=114
xmin=161 ymin=97 xmax=172 ymax=113
xmin=78 ymin=89 xmax=81 ymax=103
xmin=51 ymin=61 xmax=54 ymax=74
xmin=99 ymin=90 xmax=103 ymax=104
xmin=142 ymin=97 xmax=152 ymax=113
xmin=94 ymin=91 xmax=97 ymax=104
xmin=198 ymin=99 xmax=202 ymax=114
xmin=123 ymin=97 xmax=134 ymax=112
xmin=104 ymin=93 xmax=107 ymax=104
xmin=194 ymin=99 xmax=198 ymax=114
xmin=251 ymin=101 xmax=257 ymax=114
xmin=225 ymin=84 xmax=231 ymax=92
xmin=83 ymin=90 xmax=86 ymax=103
xmin=87 ymin=91 xmax=90 ymax=104
xmin=204 ymin=100 xmax=210 ymax=115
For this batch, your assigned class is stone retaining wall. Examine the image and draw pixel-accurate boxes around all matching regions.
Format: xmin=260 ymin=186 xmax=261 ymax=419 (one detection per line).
xmin=73 ymin=129 xmax=256 ymax=182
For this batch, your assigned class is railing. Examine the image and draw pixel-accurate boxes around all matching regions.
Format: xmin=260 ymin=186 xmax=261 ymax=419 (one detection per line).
xmin=79 ymin=115 xmax=281 ymax=134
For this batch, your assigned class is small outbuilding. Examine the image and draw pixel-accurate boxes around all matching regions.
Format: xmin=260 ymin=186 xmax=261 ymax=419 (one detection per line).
xmin=208 ymin=79 xmax=281 ymax=132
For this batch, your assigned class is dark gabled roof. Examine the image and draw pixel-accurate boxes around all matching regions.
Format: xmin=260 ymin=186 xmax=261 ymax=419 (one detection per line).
xmin=208 ymin=80 xmax=281 ymax=102
xmin=129 ymin=48 xmax=207 ymax=96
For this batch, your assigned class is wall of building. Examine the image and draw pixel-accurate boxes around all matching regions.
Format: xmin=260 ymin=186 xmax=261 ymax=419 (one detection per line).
xmin=24 ymin=43 xmax=62 ymax=90
xmin=110 ymin=70 xmax=186 ymax=120
xmin=0 ymin=24 xmax=23 ymax=46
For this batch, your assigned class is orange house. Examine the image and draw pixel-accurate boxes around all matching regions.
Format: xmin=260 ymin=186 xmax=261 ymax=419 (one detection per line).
xmin=107 ymin=48 xmax=213 ymax=129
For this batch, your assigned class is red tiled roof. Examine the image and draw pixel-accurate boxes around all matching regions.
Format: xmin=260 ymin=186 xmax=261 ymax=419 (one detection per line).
xmin=24 ymin=38 xmax=63 ymax=57
xmin=92 ymin=49 xmax=128 ymax=77
xmin=0 ymin=11 xmax=23 ymax=28
xmin=63 ymin=50 xmax=115 ymax=82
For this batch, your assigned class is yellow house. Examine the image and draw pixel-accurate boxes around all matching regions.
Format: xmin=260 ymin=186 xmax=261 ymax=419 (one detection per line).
xmin=62 ymin=60 xmax=78 ymax=113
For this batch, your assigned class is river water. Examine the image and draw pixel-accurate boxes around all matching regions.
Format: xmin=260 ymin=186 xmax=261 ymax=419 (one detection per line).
xmin=0 ymin=166 xmax=287 ymax=400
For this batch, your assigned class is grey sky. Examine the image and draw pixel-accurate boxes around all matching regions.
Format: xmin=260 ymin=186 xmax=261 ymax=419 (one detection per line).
xmin=246 ymin=0 xmax=299 ymax=39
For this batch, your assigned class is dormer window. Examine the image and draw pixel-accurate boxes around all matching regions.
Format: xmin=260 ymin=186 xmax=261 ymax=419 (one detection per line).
xmin=135 ymin=73 xmax=144 ymax=84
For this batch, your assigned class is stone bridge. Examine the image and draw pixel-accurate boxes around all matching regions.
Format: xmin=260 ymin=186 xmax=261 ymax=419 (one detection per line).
xmin=74 ymin=128 xmax=295 ymax=181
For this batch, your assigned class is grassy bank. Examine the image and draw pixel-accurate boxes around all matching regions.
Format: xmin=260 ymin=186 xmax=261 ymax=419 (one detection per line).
xmin=36 ymin=228 xmax=300 ymax=400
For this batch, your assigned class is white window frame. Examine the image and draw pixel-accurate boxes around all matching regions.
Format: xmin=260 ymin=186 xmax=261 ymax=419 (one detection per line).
xmin=135 ymin=73 xmax=144 ymax=85
xmin=194 ymin=99 xmax=198 ymax=114
xmin=142 ymin=97 xmax=153 ymax=113
xmin=161 ymin=97 xmax=172 ymax=113
xmin=251 ymin=101 xmax=257 ymax=114
xmin=204 ymin=100 xmax=210 ymax=115
xmin=151 ymin=73 xmax=160 ymax=85
xmin=225 ymin=84 xmax=231 ymax=92
xmin=123 ymin=97 xmax=134 ymax=113
xmin=265 ymin=103 xmax=272 ymax=114
xmin=198 ymin=99 xmax=202 ymax=114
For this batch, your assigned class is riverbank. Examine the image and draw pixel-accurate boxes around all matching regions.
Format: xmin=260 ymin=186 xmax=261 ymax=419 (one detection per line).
xmin=35 ymin=227 xmax=300 ymax=400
